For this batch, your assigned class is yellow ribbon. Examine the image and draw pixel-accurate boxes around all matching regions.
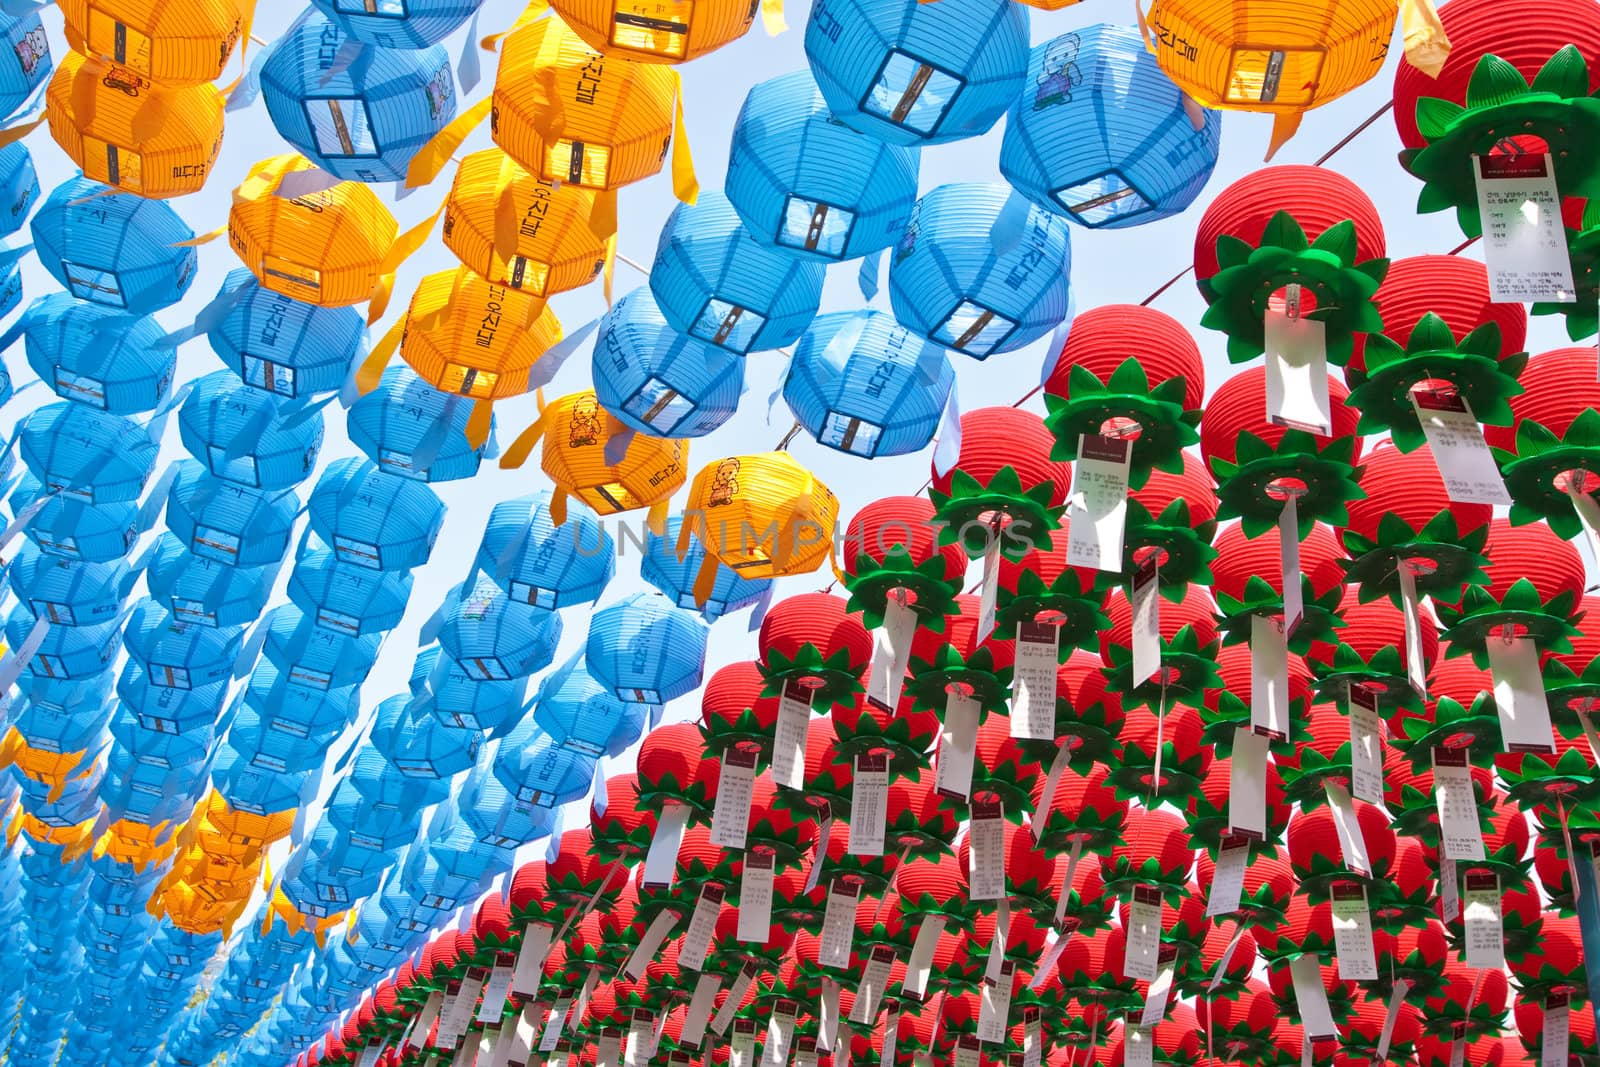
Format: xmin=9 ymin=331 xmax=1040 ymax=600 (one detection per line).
xmin=406 ymin=95 xmax=493 ymax=188
xmin=670 ymin=74 xmax=699 ymax=206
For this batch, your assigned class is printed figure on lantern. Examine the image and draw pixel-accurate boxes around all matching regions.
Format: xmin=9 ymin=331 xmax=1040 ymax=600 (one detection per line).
xmin=707 ymin=459 xmax=740 ymax=507
xmin=1033 ymin=34 xmax=1081 ymax=110
xmin=16 ymin=27 xmax=45 ymax=76
xmin=569 ymin=395 xmax=604 ymax=447
xmin=893 ymin=217 xmax=918 ymax=266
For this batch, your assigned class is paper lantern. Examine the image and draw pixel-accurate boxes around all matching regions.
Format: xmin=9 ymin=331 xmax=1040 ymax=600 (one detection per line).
xmin=309 ymin=0 xmax=478 ymax=48
xmin=1001 ymin=25 xmax=1221 ymax=227
xmin=29 ymin=176 xmax=194 ymax=314
xmin=592 ymin=286 xmax=744 ymax=438
xmin=679 ymin=451 xmax=839 ymax=584
xmin=206 ymin=269 xmax=365 ymax=399
xmin=17 ymin=401 xmax=159 ymax=505
xmin=260 ymin=12 xmax=455 ymax=183
xmin=585 ymin=592 xmax=708 ymax=704
xmin=442 ymin=149 xmax=607 ymax=297
xmin=228 ymin=155 xmax=399 ymax=308
xmin=60 ymin=0 xmax=244 ymax=85
xmin=533 ymin=668 xmax=646 ymax=758
xmin=286 ymin=550 xmax=413 ymax=636
xmin=650 ymin=190 xmax=825 ymax=354
xmin=7 ymin=543 xmax=131 ymax=630
xmin=475 ymin=491 xmax=615 ymax=609
xmin=400 ymin=266 xmax=564 ymax=402
xmin=887 ymin=182 xmax=1071 ymax=359
xmin=177 ymin=372 xmax=324 ymax=490
xmin=164 ymin=461 xmax=299 ymax=569
xmin=640 ymin=514 xmax=772 ymax=621
xmin=493 ymin=16 xmax=679 ymax=191
xmin=21 ymin=294 xmax=174 ymax=415
xmin=307 ymin=457 xmax=445 ymax=572
xmin=803 ymin=0 xmax=1027 ymax=146
xmin=550 ymin=0 xmax=755 ymax=63
xmin=147 ymin=537 xmax=279 ymax=629
xmin=928 ymin=406 xmax=1071 ymax=559
xmin=784 ymin=309 xmax=954 ymax=458
xmin=0 ymin=10 xmax=50 ymax=118
xmin=535 ymin=390 xmax=689 ymax=520
xmin=725 ymin=69 xmax=919 ymax=263
xmin=347 ymin=367 xmax=490 ymax=483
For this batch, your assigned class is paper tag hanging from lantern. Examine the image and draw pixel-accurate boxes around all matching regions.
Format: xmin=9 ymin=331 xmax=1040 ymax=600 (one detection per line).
xmin=680 ymin=884 xmax=725 ymax=971
xmin=1488 ymin=634 xmax=1556 ymax=754
xmin=984 ymin=898 xmax=1011 ymax=986
xmin=978 ymin=523 xmax=1002 ymax=644
xmin=901 ymin=917 xmax=947 ymax=1000
xmin=1542 ymin=992 xmax=1571 ymax=1067
xmin=1330 ymin=883 xmax=1379 ymax=981
xmin=1323 ymin=781 xmax=1372 ymax=876
xmin=1441 ymin=856 xmax=1460 ymax=922
xmin=1207 ymin=834 xmax=1251 ymax=918
xmin=729 ymin=1019 xmax=758 ymax=1067
xmin=1279 ymin=495 xmax=1304 ymax=635
xmin=978 ymin=963 xmax=1016 ymax=1044
xmin=880 ymin=1003 xmax=901 ymax=1066
xmin=597 ymin=1029 xmax=623 ymax=1067
xmin=1264 ymin=308 xmax=1332 ymax=435
xmin=510 ymin=924 xmax=552 ymax=996
xmin=541 ymin=998 xmax=572 ymax=1052
xmin=710 ymin=747 xmax=758 ymax=849
xmin=1462 ymin=871 xmax=1505 ymax=969
xmin=866 ymin=594 xmax=918 ymax=712
xmin=968 ymin=798 xmax=1007 ymax=901
xmin=1011 ymin=618 xmax=1060 ymax=741
xmin=1124 ymin=1018 xmax=1154 ymax=1067
xmin=1052 ymin=839 xmax=1085 ymax=926
xmin=642 ymin=803 xmax=691 ymax=889
xmin=1030 ymin=920 xmax=1075 ymax=990
xmin=1471 ymin=153 xmax=1576 ymax=304
xmin=803 ymin=803 xmax=834 ymax=894
xmin=1396 ymin=564 xmax=1430 ymax=697
xmin=818 ymin=879 xmax=861 ymax=970
xmin=772 ymin=680 xmax=813 ymax=791
xmin=1249 ymin=615 xmax=1292 ymax=744
xmin=737 ymin=852 xmax=776 ymax=941
xmin=1141 ymin=945 xmax=1178 ymax=1026
xmin=935 ymin=692 xmax=981 ymax=801
xmin=1132 ymin=557 xmax=1161 ymax=687
xmin=625 ymin=1010 xmax=655 ymax=1067
xmin=955 ymin=1035 xmax=982 ymax=1067
xmin=762 ymin=1000 xmax=798 ymax=1067
xmin=711 ymin=964 xmax=760 ymax=1037
xmin=622 ymin=911 xmax=682 ymax=981
xmin=1066 ymin=434 xmax=1132 ymax=572
xmin=680 ymin=974 xmax=720 ymax=1049
xmin=848 ymin=753 xmax=888 ymax=856
xmin=1229 ymin=727 xmax=1270 ymax=840
xmin=1289 ymin=955 xmax=1338 ymax=1042
xmin=792 ymin=1036 xmax=818 ymax=1067
xmin=478 ymin=953 xmax=517 ymax=1023
xmin=1124 ymin=886 xmax=1163 ymax=982
xmin=1022 ymin=1008 xmax=1042 ymax=1067
xmin=1433 ymin=747 xmax=1486 ymax=861
xmin=1412 ymin=389 xmax=1513 ymax=505
xmin=1375 ymin=980 xmax=1412 ymax=1062
xmin=1033 ymin=742 xmax=1074 ymax=847
xmin=853 ymin=946 xmax=897 ymax=1022
xmin=1348 ymin=685 xmax=1385 ymax=805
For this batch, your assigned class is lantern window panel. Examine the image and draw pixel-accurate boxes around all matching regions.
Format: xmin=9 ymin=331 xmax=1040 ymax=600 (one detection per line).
xmin=610 ymin=0 xmax=691 ymax=58
xmin=562 ymin=734 xmax=606 ymax=758
xmin=1054 ymin=171 xmax=1155 ymax=229
xmin=1225 ymin=46 xmax=1324 ymax=108
xmin=933 ymin=299 xmax=1017 ymax=358
xmin=34 ymin=532 xmax=78 ymax=557
xmin=136 ymin=751 xmax=173 ymax=769
xmin=262 ymin=254 xmax=323 ymax=301
xmin=47 ymin=479 xmax=96 ymax=505
xmin=399 ymin=916 xmax=428 ymax=931
xmin=249 ymin=751 xmax=289 ymax=773
xmin=462 ymin=656 xmax=513 ymax=682
xmin=378 ymin=448 xmax=424 ymax=480
xmin=778 ymin=197 xmax=854 ymax=259
xmin=52 ymin=368 xmax=108 ymax=408
xmin=509 ymin=581 xmax=558 ymax=610
xmin=104 ymin=904 xmax=129 ymax=917
xmin=349 ymin=832 xmax=385 ymax=850
xmin=391 ymin=756 xmax=438 ymax=776
xmin=317 ymin=607 xmax=363 ymax=635
xmin=86 ymin=138 xmax=144 ymax=194
xmin=60 ymin=262 xmax=125 ymax=307
xmin=154 ymin=664 xmax=193 ymax=690
xmin=516 ymin=784 xmax=554 ymax=807
xmin=138 ymin=712 xmax=179 ymax=733
xmin=623 ymin=376 xmax=695 ymax=435
xmin=332 ymin=0 xmax=407 ymax=16
xmin=333 ymin=535 xmax=383 ymax=570
xmin=191 ymin=525 xmax=242 ymax=563
xmin=504 ymin=255 xmax=551 ymax=295
xmin=269 ymin=714 xmax=313 ymax=739
xmin=446 ymin=709 xmax=481 ymax=730
xmin=819 ymin=410 xmax=885 ymax=457
xmin=30 ymin=600 xmax=77 ymax=626
xmin=207 ymin=446 xmax=261 ymax=487
xmin=29 ymin=734 xmax=62 ymax=753
xmin=304 ymin=97 xmax=381 ymax=158
xmin=481 ymin=832 xmax=520 ymax=849
xmin=316 ymin=883 xmax=350 ymax=905
xmin=85 ymin=12 xmax=152 ymax=71
xmin=172 ymin=598 xmax=218 ymax=628
xmin=288 ymin=665 xmax=333 ymax=690
xmin=626 ymin=684 xmax=663 ymax=704
xmin=130 ymin=778 xmax=164 ymax=797
xmin=242 ymin=356 xmax=298 ymax=398
xmin=32 ymin=654 xmax=64 ymax=678
xmin=691 ymin=298 xmax=765 ymax=353
xmin=440 ymin=362 xmax=499 ymax=399
xmin=545 ymin=140 xmax=611 ymax=189
xmin=864 ymin=51 xmax=962 ymax=137
xmin=419 ymin=893 xmax=457 ymax=910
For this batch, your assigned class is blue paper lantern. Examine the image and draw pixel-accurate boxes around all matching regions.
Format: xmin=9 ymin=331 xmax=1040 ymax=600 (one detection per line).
xmin=6 ymin=603 xmax=123 ymax=680
xmin=345 ymin=747 xmax=449 ymax=812
xmin=0 ymin=143 xmax=38 ymax=238
xmin=13 ymin=683 xmax=108 ymax=754
xmin=887 ymin=182 xmax=1071 ymax=359
xmin=211 ymin=743 xmax=315 ymax=815
xmin=244 ymin=663 xmax=360 ymax=739
xmin=206 ymin=269 xmax=365 ymax=398
xmin=804 ymin=0 xmax=1027 ymax=146
xmin=474 ymin=491 xmax=613 ymax=610
xmin=409 ymin=647 xmax=526 ymax=734
xmin=436 ymin=575 xmax=563 ymax=681
xmin=347 ymin=366 xmax=491 ymax=483
xmin=640 ymin=515 xmax=771 ymax=621
xmin=491 ymin=717 xmax=595 ymax=809
xmin=585 ymin=592 xmax=708 ymax=704
xmin=784 ymin=309 xmax=953 ymax=457
xmin=325 ymin=775 xmax=422 ymax=850
xmin=7 ymin=541 xmax=132 ymax=627
xmin=145 ymin=535 xmax=282 ymax=629
xmin=227 ymin=705 xmax=343 ymax=775
xmin=0 ymin=10 xmax=47 ymax=122
xmin=260 ymin=606 xmax=381 ymax=692
xmin=368 ymin=695 xmax=481 ymax=779
xmin=164 ymin=460 xmax=299 ymax=569
xmin=121 ymin=602 xmax=243 ymax=692
xmin=286 ymin=550 xmax=414 ymax=637
xmin=260 ymin=12 xmax=457 ymax=184
xmin=307 ymin=457 xmax=445 ymax=572
xmin=999 ymin=25 xmax=1222 ymax=229
xmin=29 ymin=176 xmax=195 ymax=314
xmin=17 ymin=401 xmax=158 ymax=504
xmin=650 ymin=191 xmax=825 ymax=354
xmin=178 ymin=372 xmax=324 ymax=491
xmin=21 ymin=294 xmax=175 ymax=414
xmin=532 ymin=666 xmax=646 ymax=758
xmin=592 ymin=286 xmax=746 ymax=439
xmin=455 ymin=763 xmax=556 ymax=850
xmin=309 ymin=0 xmax=480 ymax=49
xmin=10 ymin=473 xmax=142 ymax=562
xmin=115 ymin=661 xmax=230 ymax=735
xmin=108 ymin=702 xmax=221 ymax=766
xmin=726 ymin=70 xmax=919 ymax=263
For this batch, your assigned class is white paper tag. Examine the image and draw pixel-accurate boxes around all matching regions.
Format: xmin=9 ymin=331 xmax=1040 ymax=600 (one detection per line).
xmin=1265 ymin=310 xmax=1332 ymax=435
xmin=1067 ymin=434 xmax=1133 ymax=573
xmin=968 ymin=799 xmax=1007 ymax=901
xmin=935 ymin=693 xmax=981 ymax=802
xmin=1206 ymin=836 xmax=1251 ymax=918
xmin=622 ymin=909 xmax=681 ymax=980
xmin=1412 ymin=390 xmax=1513 ymax=506
xmin=802 ymin=803 xmax=833 ymax=895
xmin=1289 ymin=955 xmax=1337 ymax=1040
xmin=449 ymin=1031 xmax=480 ymax=1067
xmin=1208 ymin=925 xmax=1246 ymax=994
xmin=901 ymin=916 xmax=946 ymax=1000
xmin=1451 ymin=1036 xmax=1467 ymax=1067
xmin=818 ymin=879 xmax=861 ymax=970
xmin=730 ymin=1020 xmax=758 ymax=1067
xmin=880 ymin=1005 xmax=900 ymax=1067
xmin=866 ymin=596 xmax=918 ymax=712
xmin=1542 ymin=992 xmax=1571 ymax=1067
xmin=1250 ymin=614 xmax=1291 ymax=741
xmin=1397 ymin=565 xmax=1429 ymax=698
xmin=1229 ymin=727 xmax=1270 ymax=840
xmin=1330 ymin=883 xmax=1379 ymax=981
xmin=1132 ymin=558 xmax=1161 ymax=687
xmin=772 ymin=680 xmax=813 ymax=791
xmin=414 ymin=990 xmax=446 ymax=1044
xmin=1125 ymin=1020 xmax=1154 ymax=1067
xmin=444 ymin=971 xmax=488 ymax=1045
xmin=511 ymin=923 xmax=553 ymax=997
xmin=853 ymin=945 xmax=897 ymax=1022
xmin=539 ymin=998 xmax=571 ymax=1052
xmin=477 ymin=959 xmax=516 ymax=1023
xmin=597 ymin=1028 xmax=622 ymax=1067
xmin=1123 ymin=886 xmax=1163 ymax=982
xmin=1488 ymin=635 xmax=1556 ymax=754
xmin=978 ymin=535 xmax=1001 ymax=644
xmin=737 ymin=852 xmax=775 ymax=942
xmin=358 ymin=1043 xmax=383 ymax=1067
xmin=1433 ymin=748 xmax=1486 ymax=861
xmin=1441 ymin=855 xmax=1460 ymax=922
xmin=1029 ymin=922 xmax=1074 ymax=991
xmin=978 ymin=962 xmax=1016 ymax=1044
xmin=818 ymin=979 xmax=841 ymax=1052
xmin=848 ymin=752 xmax=888 ymax=857
xmin=1034 ymin=740 xmax=1075 ymax=850
xmin=711 ymin=963 xmax=759 ymax=1037
xmin=1140 ymin=947 xmax=1177 ymax=1026
xmin=642 ymin=802 xmax=691 ymax=889
xmin=1279 ymin=495 xmax=1303 ymax=635
xmin=793 ymin=1036 xmax=818 ymax=1067
xmin=711 ymin=747 xmax=759 ymax=850
xmin=678 ymin=884 xmax=725 ymax=972
xmin=507 ymin=1002 xmax=538 ymax=1066
xmin=1348 ymin=685 xmax=1385 ymax=805
xmin=761 ymin=1001 xmax=798 ymax=1067
xmin=624 ymin=1012 xmax=653 ymax=1067
xmin=1374 ymin=980 xmax=1411 ymax=1062
xmin=1323 ymin=780 xmax=1372 ymax=876
xmin=1472 ymin=152 xmax=1576 ymax=303
xmin=955 ymin=1035 xmax=982 ymax=1067
xmin=1462 ymin=870 xmax=1505 ymax=969
xmin=1021 ymin=1008 xmax=1042 ymax=1067
xmin=681 ymin=973 xmax=721 ymax=1050
xmin=1011 ymin=619 xmax=1061 ymax=741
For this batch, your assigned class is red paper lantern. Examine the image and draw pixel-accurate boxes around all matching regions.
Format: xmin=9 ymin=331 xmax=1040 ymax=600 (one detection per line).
xmin=1482 ymin=347 xmax=1600 ymax=453
xmin=1200 ymin=367 xmax=1363 ymax=469
xmin=1045 ymin=303 xmax=1206 ymax=411
xmin=1348 ymin=255 xmax=1529 ymax=374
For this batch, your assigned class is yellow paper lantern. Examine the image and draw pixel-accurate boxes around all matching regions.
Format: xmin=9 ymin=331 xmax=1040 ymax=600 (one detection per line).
xmin=399 ymin=265 xmax=565 ymax=401
xmin=677 ymin=451 xmax=837 ymax=596
xmin=443 ymin=148 xmax=609 ymax=297
xmin=1145 ymin=0 xmax=1400 ymax=155
xmin=0 ymin=730 xmax=94 ymax=797
xmin=18 ymin=813 xmax=96 ymax=852
xmin=493 ymin=16 xmax=680 ymax=192
xmin=549 ymin=0 xmax=755 ymax=63
xmin=61 ymin=0 xmax=247 ymax=86
xmin=45 ymin=50 xmax=224 ymax=198
xmin=190 ymin=789 xmax=295 ymax=854
xmin=536 ymin=389 xmax=687 ymax=522
xmin=100 ymin=818 xmax=181 ymax=869
xmin=228 ymin=154 xmax=399 ymax=308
